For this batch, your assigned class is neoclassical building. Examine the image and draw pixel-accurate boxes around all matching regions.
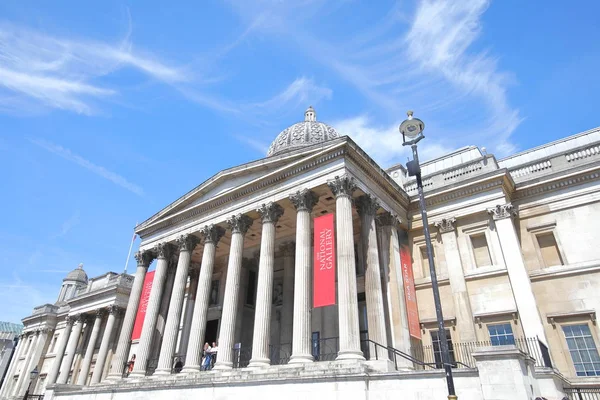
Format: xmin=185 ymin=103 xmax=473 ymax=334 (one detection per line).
xmin=2 ymin=107 xmax=600 ymax=400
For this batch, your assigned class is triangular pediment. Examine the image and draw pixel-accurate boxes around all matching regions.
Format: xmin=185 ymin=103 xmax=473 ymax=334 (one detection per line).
xmin=137 ymin=140 xmax=345 ymax=232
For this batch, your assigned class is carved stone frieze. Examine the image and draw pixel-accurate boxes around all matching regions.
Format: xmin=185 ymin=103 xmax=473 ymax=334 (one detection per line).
xmin=176 ymin=233 xmax=200 ymax=252
xmin=257 ymin=202 xmax=284 ymax=224
xmin=227 ymin=214 xmax=254 ymax=235
xmin=289 ymin=189 xmax=319 ymax=212
xmin=355 ymin=194 xmax=380 ymax=217
xmin=201 ymin=224 xmax=226 ymax=245
xmin=434 ymin=217 xmax=457 ymax=233
xmin=154 ymin=242 xmax=175 ymax=260
xmin=327 ymin=175 xmax=357 ymax=199
xmin=487 ymin=203 xmax=515 ymax=220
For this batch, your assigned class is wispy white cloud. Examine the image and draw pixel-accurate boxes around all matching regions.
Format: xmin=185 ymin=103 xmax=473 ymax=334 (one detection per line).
xmin=234 ymin=134 xmax=270 ymax=155
xmin=224 ymin=0 xmax=522 ymax=157
xmin=251 ymin=77 xmax=332 ymax=112
xmin=28 ymin=138 xmax=145 ymax=196
xmin=0 ymin=22 xmax=189 ymax=114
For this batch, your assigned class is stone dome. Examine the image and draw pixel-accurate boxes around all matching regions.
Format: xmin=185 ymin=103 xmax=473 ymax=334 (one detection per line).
xmin=267 ymin=106 xmax=339 ymax=157
xmin=64 ymin=263 xmax=88 ymax=284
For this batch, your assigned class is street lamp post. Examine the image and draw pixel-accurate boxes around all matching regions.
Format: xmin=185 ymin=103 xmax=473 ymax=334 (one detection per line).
xmin=400 ymin=111 xmax=457 ymax=400
xmin=23 ymin=366 xmax=38 ymax=400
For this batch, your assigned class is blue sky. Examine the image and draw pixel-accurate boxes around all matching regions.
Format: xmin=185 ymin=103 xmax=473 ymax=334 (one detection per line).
xmin=1 ymin=0 xmax=599 ymax=324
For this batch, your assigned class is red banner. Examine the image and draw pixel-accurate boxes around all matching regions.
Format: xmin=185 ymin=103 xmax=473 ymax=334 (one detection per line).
xmin=313 ymin=213 xmax=336 ymax=308
xmin=399 ymin=231 xmax=421 ymax=339
xmin=131 ymin=271 xmax=155 ymax=340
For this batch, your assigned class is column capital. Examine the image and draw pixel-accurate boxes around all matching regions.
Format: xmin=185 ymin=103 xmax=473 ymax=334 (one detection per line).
xmin=176 ymin=233 xmax=200 ymax=252
xmin=227 ymin=214 xmax=253 ymax=235
xmin=355 ymin=194 xmax=380 ymax=217
xmin=487 ymin=203 xmax=515 ymax=220
xmin=434 ymin=217 xmax=457 ymax=233
xmin=201 ymin=224 xmax=226 ymax=244
xmin=280 ymin=241 xmax=295 ymax=257
xmin=289 ymin=189 xmax=319 ymax=212
xmin=327 ymin=175 xmax=357 ymax=199
xmin=107 ymin=304 xmax=120 ymax=315
xmin=135 ymin=249 xmax=155 ymax=269
xmin=154 ymin=242 xmax=176 ymax=260
xmin=64 ymin=315 xmax=75 ymax=325
xmin=257 ymin=202 xmax=284 ymax=224
xmin=95 ymin=308 xmax=106 ymax=318
xmin=376 ymin=211 xmax=401 ymax=227
xmin=71 ymin=313 xmax=86 ymax=324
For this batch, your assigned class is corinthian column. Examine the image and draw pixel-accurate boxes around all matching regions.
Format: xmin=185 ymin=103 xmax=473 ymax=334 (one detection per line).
xmin=288 ymin=189 xmax=319 ymax=363
xmin=58 ymin=314 xmax=86 ymax=384
xmin=488 ymin=204 xmax=548 ymax=343
xmin=178 ymin=264 xmax=200 ymax=357
xmin=328 ymin=175 xmax=364 ymax=360
xmin=279 ymin=242 xmax=295 ymax=358
xmin=91 ymin=306 xmax=119 ymax=384
xmin=434 ymin=217 xmax=477 ymax=341
xmin=77 ymin=309 xmax=104 ymax=385
xmin=182 ymin=225 xmax=225 ymax=373
xmin=249 ymin=202 xmax=284 ymax=368
xmin=356 ymin=194 xmax=388 ymax=358
xmin=130 ymin=242 xmax=175 ymax=377
xmin=155 ymin=234 xmax=200 ymax=375
xmin=108 ymin=250 xmax=154 ymax=379
xmin=47 ymin=316 xmax=74 ymax=385
xmin=213 ymin=214 xmax=253 ymax=370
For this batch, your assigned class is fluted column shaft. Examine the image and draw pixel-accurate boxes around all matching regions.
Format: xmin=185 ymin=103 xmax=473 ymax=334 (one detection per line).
xmin=182 ymin=225 xmax=225 ymax=373
xmin=58 ymin=316 xmax=85 ymax=384
xmin=357 ymin=195 xmax=388 ymax=358
xmin=280 ymin=243 xmax=295 ymax=354
xmin=178 ymin=266 xmax=200 ymax=358
xmin=77 ymin=311 xmax=103 ymax=385
xmin=249 ymin=203 xmax=284 ymax=368
xmin=328 ymin=175 xmax=364 ymax=360
xmin=214 ymin=214 xmax=253 ymax=370
xmin=91 ymin=306 xmax=118 ymax=384
xmin=15 ymin=331 xmax=42 ymax=396
xmin=377 ymin=214 xmax=412 ymax=368
xmin=130 ymin=242 xmax=174 ymax=377
xmin=155 ymin=235 xmax=199 ymax=375
xmin=108 ymin=250 xmax=153 ymax=379
xmin=47 ymin=317 xmax=74 ymax=385
xmin=289 ymin=189 xmax=319 ymax=363
xmin=0 ymin=334 xmax=25 ymax=397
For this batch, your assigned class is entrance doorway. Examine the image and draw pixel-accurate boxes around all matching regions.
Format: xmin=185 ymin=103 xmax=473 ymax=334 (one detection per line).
xmin=204 ymin=319 xmax=219 ymax=345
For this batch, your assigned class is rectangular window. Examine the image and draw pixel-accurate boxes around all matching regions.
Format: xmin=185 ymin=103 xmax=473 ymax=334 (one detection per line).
xmin=537 ymin=233 xmax=563 ymax=267
xmin=563 ymin=324 xmax=600 ymax=376
xmin=50 ymin=336 xmax=59 ymax=353
xmin=488 ymin=323 xmax=515 ymax=346
xmin=471 ymin=234 xmax=492 ymax=267
xmin=431 ymin=329 xmax=456 ymax=368
xmin=209 ymin=280 xmax=220 ymax=306
xmin=246 ymin=270 xmax=257 ymax=306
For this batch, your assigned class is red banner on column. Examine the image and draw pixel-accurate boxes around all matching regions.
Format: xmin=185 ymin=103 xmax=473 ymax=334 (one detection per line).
xmin=313 ymin=213 xmax=336 ymax=308
xmin=399 ymin=230 xmax=421 ymax=339
xmin=131 ymin=271 xmax=155 ymax=340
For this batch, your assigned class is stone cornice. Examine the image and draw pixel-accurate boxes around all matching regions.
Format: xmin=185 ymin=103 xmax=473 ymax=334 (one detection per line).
xmin=512 ymin=165 xmax=600 ymax=201
xmin=408 ymin=170 xmax=513 ymax=211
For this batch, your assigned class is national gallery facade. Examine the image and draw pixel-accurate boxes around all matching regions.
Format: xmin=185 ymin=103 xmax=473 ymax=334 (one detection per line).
xmin=2 ymin=107 xmax=600 ymax=400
